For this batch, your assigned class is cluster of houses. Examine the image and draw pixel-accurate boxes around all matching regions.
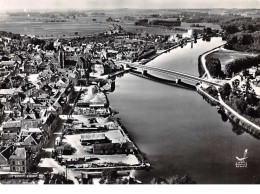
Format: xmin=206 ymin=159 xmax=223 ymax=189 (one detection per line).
xmin=230 ymin=66 xmax=260 ymax=98
xmin=53 ymin=82 xmax=138 ymax=168
xmin=0 ymin=34 xmax=85 ymax=173
xmin=0 ymin=24 xmax=151 ymax=182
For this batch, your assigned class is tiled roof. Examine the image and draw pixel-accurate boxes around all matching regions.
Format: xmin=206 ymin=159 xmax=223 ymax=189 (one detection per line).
xmin=0 ymin=145 xmax=14 ymax=160
xmin=3 ymin=121 xmax=21 ymax=129
xmin=0 ymin=89 xmax=16 ymax=95
xmin=9 ymin=147 xmax=26 ymax=160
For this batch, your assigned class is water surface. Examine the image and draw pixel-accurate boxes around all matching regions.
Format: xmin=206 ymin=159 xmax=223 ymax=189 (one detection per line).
xmin=108 ymin=38 xmax=260 ymax=184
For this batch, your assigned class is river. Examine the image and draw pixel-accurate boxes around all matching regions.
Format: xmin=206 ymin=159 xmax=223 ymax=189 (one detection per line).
xmin=108 ymin=37 xmax=260 ymax=184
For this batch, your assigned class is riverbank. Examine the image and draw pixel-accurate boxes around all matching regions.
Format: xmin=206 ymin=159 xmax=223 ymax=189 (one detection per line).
xmin=197 ymin=86 xmax=260 ymax=138
xmin=52 ymin=70 xmax=151 ymax=182
xmin=198 ymin=44 xmax=226 ymax=77
xmin=197 ymin=47 xmax=260 ymax=136
xmin=141 ymin=37 xmax=202 ymax=65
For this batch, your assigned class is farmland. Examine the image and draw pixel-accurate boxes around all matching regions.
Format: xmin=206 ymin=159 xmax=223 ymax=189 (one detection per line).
xmin=0 ymin=11 xmax=221 ymax=38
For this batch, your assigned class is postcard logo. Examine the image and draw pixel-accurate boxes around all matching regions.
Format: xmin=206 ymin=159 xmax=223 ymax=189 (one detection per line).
xmin=235 ymin=149 xmax=248 ymax=168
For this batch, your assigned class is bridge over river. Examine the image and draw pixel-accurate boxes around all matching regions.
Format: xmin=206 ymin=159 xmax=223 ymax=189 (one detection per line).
xmin=127 ymin=63 xmax=223 ymax=87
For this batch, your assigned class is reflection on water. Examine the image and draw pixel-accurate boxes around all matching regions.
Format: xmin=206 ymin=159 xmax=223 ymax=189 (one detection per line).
xmin=106 ymin=38 xmax=260 ymax=184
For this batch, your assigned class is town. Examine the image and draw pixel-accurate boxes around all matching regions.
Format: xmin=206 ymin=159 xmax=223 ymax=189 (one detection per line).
xmin=0 ymin=19 xmax=210 ymax=183
xmin=0 ymin=24 xmax=157 ymax=184
xmin=0 ymin=6 xmax=260 ymax=185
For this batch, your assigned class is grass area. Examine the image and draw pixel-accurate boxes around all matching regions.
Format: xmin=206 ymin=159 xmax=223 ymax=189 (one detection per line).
xmin=207 ymin=49 xmax=257 ymax=71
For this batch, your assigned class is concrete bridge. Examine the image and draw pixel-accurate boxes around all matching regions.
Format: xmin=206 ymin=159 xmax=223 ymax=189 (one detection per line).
xmin=127 ymin=63 xmax=222 ymax=87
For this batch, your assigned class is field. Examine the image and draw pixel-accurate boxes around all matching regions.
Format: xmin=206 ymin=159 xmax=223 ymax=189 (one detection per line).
xmin=0 ymin=11 xmax=221 ymax=37
xmin=0 ymin=15 xmax=112 ymax=38
xmin=208 ymin=48 xmax=258 ymax=70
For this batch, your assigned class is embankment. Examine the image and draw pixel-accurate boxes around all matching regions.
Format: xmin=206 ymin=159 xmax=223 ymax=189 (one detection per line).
xmin=197 ymin=86 xmax=260 ymax=138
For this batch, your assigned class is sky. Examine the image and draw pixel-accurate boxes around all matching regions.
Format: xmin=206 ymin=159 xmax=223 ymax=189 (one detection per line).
xmin=0 ymin=0 xmax=259 ymax=11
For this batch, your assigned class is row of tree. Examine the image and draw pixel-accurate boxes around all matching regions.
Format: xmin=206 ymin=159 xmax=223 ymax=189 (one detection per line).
xmin=225 ymin=54 xmax=260 ymax=77
xmin=221 ymin=17 xmax=260 ymax=52
xmin=220 ymin=17 xmax=260 ymax=34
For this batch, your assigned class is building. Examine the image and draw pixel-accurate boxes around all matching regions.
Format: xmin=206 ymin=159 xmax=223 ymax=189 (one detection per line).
xmin=2 ymin=120 xmax=22 ymax=133
xmin=0 ymin=145 xmax=14 ymax=171
xmin=93 ymin=142 xmax=135 ymax=155
xmin=80 ymin=133 xmax=110 ymax=145
xmin=9 ymin=147 xmax=32 ymax=173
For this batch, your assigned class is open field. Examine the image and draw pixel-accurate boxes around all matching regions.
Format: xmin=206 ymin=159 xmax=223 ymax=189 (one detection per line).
xmin=0 ymin=21 xmax=111 ymax=38
xmin=0 ymin=12 xmax=221 ymax=37
xmin=207 ymin=48 xmax=258 ymax=70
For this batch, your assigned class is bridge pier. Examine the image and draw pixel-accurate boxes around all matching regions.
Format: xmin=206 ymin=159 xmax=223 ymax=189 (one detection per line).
xmin=142 ymin=69 xmax=148 ymax=75
xmin=176 ymin=78 xmax=181 ymax=84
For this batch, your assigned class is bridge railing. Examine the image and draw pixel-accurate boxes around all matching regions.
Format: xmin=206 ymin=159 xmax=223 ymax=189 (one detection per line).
xmin=128 ymin=64 xmax=222 ymax=87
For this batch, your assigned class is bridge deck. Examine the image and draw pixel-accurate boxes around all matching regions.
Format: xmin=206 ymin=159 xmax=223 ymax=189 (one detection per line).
xmin=128 ymin=64 xmax=222 ymax=87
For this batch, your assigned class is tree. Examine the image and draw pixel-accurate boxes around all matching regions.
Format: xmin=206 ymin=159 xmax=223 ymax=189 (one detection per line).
xmin=99 ymin=169 xmax=118 ymax=184
xmin=106 ymin=17 xmax=113 ymax=22
xmin=245 ymin=107 xmax=257 ymax=117
xmin=151 ymin=174 xmax=196 ymax=184
xmin=220 ymin=83 xmax=232 ymax=99
xmin=206 ymin=57 xmax=222 ymax=78
xmin=206 ymin=86 xmax=218 ymax=99
xmin=241 ymin=34 xmax=253 ymax=45
xmin=43 ymin=41 xmax=55 ymax=51
xmin=234 ymin=97 xmax=247 ymax=114
xmin=204 ymin=27 xmax=212 ymax=34
xmin=225 ymin=25 xmax=239 ymax=34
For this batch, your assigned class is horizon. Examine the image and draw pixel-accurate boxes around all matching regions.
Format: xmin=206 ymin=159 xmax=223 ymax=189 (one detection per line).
xmin=0 ymin=7 xmax=259 ymax=13
xmin=0 ymin=0 xmax=260 ymax=11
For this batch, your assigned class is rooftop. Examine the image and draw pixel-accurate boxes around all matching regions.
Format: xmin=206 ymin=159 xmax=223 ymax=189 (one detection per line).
xmin=80 ymin=133 xmax=106 ymax=141
xmin=9 ymin=147 xmax=26 ymax=160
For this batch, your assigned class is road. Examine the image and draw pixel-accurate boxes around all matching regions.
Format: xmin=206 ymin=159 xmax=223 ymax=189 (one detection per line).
xmin=218 ymin=93 xmax=260 ymax=131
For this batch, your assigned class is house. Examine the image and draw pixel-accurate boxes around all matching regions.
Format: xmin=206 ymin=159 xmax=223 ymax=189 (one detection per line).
xmin=0 ymin=132 xmax=18 ymax=145
xmin=21 ymin=97 xmax=43 ymax=109
xmin=40 ymin=113 xmax=58 ymax=137
xmin=21 ymin=83 xmax=37 ymax=96
xmin=93 ymin=142 xmax=135 ymax=155
xmin=0 ymin=145 xmax=14 ymax=171
xmin=21 ymin=119 xmax=41 ymax=130
xmin=53 ymin=100 xmax=63 ymax=115
xmin=80 ymin=133 xmax=110 ymax=145
xmin=22 ymin=133 xmax=44 ymax=153
xmin=0 ymin=89 xmax=17 ymax=99
xmin=22 ymin=106 xmax=37 ymax=120
xmin=23 ymin=60 xmax=38 ymax=74
xmin=2 ymin=120 xmax=21 ymax=133
xmin=9 ymin=147 xmax=33 ymax=173
xmin=1 ymin=61 xmax=20 ymax=73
